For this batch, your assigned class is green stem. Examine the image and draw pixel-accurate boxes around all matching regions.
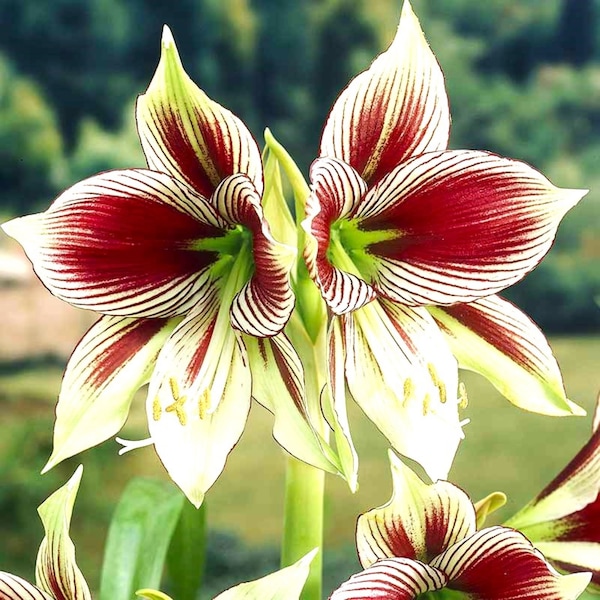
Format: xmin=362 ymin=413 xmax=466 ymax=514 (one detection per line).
xmin=166 ymin=501 xmax=207 ymax=600
xmin=281 ymin=456 xmax=325 ymax=600
xmin=281 ymin=327 xmax=329 ymax=600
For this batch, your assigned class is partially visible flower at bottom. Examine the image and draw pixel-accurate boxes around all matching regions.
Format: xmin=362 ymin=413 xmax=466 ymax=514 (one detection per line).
xmin=0 ymin=466 xmax=91 ymax=600
xmin=0 ymin=468 xmax=316 ymax=600
xmin=329 ymin=452 xmax=591 ymax=600
xmin=505 ymin=394 xmax=600 ymax=589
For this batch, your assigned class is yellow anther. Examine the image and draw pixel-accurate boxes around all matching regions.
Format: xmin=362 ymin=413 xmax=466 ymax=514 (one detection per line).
xmin=422 ymin=393 xmax=431 ymax=416
xmin=165 ymin=377 xmax=187 ymax=426
xmin=403 ymin=377 xmax=414 ymax=402
xmin=427 ymin=363 xmax=438 ymax=384
xmin=427 ymin=363 xmax=446 ymax=403
xmin=459 ymin=382 xmax=469 ymax=409
xmin=198 ymin=389 xmax=212 ymax=420
xmin=152 ymin=397 xmax=162 ymax=421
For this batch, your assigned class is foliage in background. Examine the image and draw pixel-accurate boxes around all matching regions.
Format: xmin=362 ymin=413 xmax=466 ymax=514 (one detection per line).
xmin=0 ymin=0 xmax=598 ymax=332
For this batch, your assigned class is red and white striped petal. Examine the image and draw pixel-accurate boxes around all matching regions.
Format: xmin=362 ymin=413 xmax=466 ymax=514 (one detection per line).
xmin=507 ymin=428 xmax=600 ymax=531
xmin=320 ymin=0 xmax=449 ymax=187
xmin=355 ymin=150 xmax=586 ymax=306
xmin=0 ymin=573 xmax=54 ymax=600
xmin=304 ymin=158 xmax=375 ymax=314
xmin=35 ymin=467 xmax=92 ymax=600
xmin=243 ymin=333 xmax=340 ymax=474
xmin=430 ymin=296 xmax=581 ymax=416
xmin=136 ymin=26 xmax=263 ymax=198
xmin=43 ymin=316 xmax=177 ymax=472
xmin=212 ymin=174 xmax=296 ymax=336
xmin=330 ymin=558 xmax=447 ymax=600
xmin=432 ymin=526 xmax=591 ymax=600
xmin=147 ymin=295 xmax=251 ymax=506
xmin=343 ymin=299 xmax=463 ymax=482
xmin=357 ymin=452 xmax=476 ymax=567
xmin=2 ymin=169 xmax=225 ymax=317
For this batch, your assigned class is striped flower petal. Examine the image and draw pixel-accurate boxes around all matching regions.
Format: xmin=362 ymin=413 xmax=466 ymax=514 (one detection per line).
xmin=35 ymin=466 xmax=92 ymax=600
xmin=43 ymin=316 xmax=177 ymax=472
xmin=320 ymin=0 xmax=450 ymax=187
xmin=243 ymin=333 xmax=340 ymax=474
xmin=329 ymin=558 xmax=447 ymax=600
xmin=2 ymin=169 xmax=224 ymax=318
xmin=505 ymin=398 xmax=600 ymax=587
xmin=0 ymin=574 xmax=54 ymax=600
xmin=355 ymin=150 xmax=586 ymax=306
xmin=147 ymin=296 xmax=251 ymax=507
xmin=507 ymin=422 xmax=600 ymax=529
xmin=304 ymin=157 xmax=375 ymax=314
xmin=431 ymin=526 xmax=591 ymax=600
xmin=357 ymin=452 xmax=476 ymax=567
xmin=212 ymin=174 xmax=296 ymax=337
xmin=137 ymin=26 xmax=263 ymax=198
xmin=342 ymin=299 xmax=463 ymax=482
xmin=429 ymin=295 xmax=581 ymax=416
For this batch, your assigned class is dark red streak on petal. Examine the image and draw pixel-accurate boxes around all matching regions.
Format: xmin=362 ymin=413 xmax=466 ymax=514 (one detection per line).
xmin=70 ymin=318 xmax=168 ymax=390
xmin=149 ymin=103 xmax=220 ymax=197
xmin=439 ymin=302 xmax=539 ymax=375
xmin=47 ymin=197 xmax=221 ymax=295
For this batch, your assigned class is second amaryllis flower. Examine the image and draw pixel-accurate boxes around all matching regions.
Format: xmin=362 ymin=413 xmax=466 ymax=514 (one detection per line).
xmin=304 ymin=0 xmax=587 ymax=482
xmin=3 ymin=27 xmax=337 ymax=506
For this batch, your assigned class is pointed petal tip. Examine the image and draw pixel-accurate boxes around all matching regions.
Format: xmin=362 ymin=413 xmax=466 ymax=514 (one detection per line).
xmin=161 ymin=25 xmax=175 ymax=49
xmin=559 ymin=571 xmax=592 ymax=600
xmin=567 ymin=399 xmax=587 ymax=417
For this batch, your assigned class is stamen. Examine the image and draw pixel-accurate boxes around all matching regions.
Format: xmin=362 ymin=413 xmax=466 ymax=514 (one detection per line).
xmin=459 ymin=382 xmax=469 ymax=409
xmin=152 ymin=397 xmax=162 ymax=421
xmin=116 ymin=436 xmax=154 ymax=455
xmin=403 ymin=377 xmax=414 ymax=403
xmin=422 ymin=393 xmax=431 ymax=416
xmin=165 ymin=377 xmax=188 ymax=426
xmin=427 ymin=362 xmax=447 ymax=404
xmin=198 ymin=389 xmax=212 ymax=419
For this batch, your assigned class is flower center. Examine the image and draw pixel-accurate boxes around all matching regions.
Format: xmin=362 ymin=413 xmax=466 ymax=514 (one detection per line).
xmin=329 ymin=218 xmax=398 ymax=281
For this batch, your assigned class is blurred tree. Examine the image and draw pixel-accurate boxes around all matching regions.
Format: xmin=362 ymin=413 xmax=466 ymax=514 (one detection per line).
xmin=556 ymin=0 xmax=597 ymax=65
xmin=0 ymin=55 xmax=64 ymax=212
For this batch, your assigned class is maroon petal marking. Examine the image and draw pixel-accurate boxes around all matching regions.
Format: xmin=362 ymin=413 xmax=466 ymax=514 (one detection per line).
xmin=3 ymin=169 xmax=226 ymax=317
xmin=330 ymin=558 xmax=446 ymax=600
xmin=320 ymin=1 xmax=450 ymax=187
xmin=431 ymin=295 xmax=575 ymax=416
xmin=357 ymin=453 xmax=476 ymax=566
xmin=432 ymin=526 xmax=590 ymax=600
xmin=0 ymin=573 xmax=54 ymax=600
xmin=304 ymin=157 xmax=375 ymax=314
xmin=355 ymin=150 xmax=585 ymax=306
xmin=212 ymin=174 xmax=295 ymax=337
xmin=137 ymin=27 xmax=263 ymax=198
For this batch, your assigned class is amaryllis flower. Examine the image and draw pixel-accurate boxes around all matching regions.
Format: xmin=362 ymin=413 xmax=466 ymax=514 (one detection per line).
xmin=329 ymin=452 xmax=591 ymax=600
xmin=304 ymin=0 xmax=586 ymax=482
xmin=504 ymin=395 xmax=600 ymax=589
xmin=2 ymin=27 xmax=337 ymax=507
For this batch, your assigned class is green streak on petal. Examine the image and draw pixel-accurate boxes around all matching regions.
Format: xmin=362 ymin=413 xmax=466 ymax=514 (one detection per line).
xmin=191 ymin=226 xmax=248 ymax=255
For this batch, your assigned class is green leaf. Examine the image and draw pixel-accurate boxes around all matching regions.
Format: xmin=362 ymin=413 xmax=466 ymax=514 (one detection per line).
xmin=166 ymin=501 xmax=207 ymax=600
xmin=99 ymin=478 xmax=185 ymax=600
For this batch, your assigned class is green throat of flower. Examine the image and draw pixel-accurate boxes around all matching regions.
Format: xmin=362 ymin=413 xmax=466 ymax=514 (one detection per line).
xmin=328 ymin=218 xmax=399 ymax=280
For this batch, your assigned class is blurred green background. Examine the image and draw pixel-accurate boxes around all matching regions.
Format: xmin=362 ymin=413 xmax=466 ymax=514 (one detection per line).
xmin=0 ymin=0 xmax=599 ymax=597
